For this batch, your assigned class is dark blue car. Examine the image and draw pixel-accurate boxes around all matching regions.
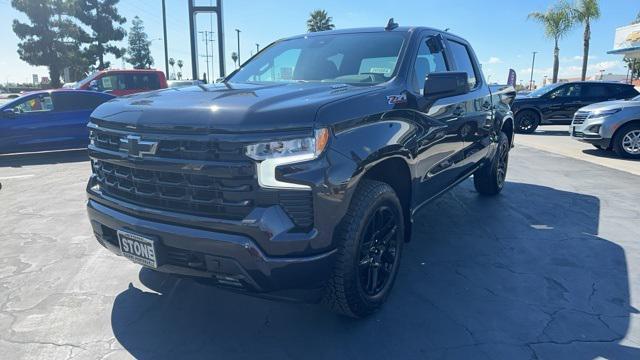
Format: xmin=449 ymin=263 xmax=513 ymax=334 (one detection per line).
xmin=0 ymin=90 xmax=114 ymax=154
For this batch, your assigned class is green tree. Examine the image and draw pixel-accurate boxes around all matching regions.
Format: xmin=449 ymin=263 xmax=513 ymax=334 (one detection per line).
xmin=306 ymin=9 xmax=335 ymax=32
xmin=74 ymin=0 xmax=127 ymax=70
xmin=569 ymin=0 xmax=601 ymax=81
xmin=633 ymin=11 xmax=640 ymax=24
xmin=528 ymin=3 xmax=574 ymax=83
xmin=12 ymin=0 xmax=86 ymax=88
xmin=168 ymin=57 xmax=175 ymax=79
xmin=125 ymin=16 xmax=153 ymax=69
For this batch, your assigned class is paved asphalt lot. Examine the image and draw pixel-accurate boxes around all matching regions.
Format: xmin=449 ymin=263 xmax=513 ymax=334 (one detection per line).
xmin=0 ymin=141 xmax=639 ymax=359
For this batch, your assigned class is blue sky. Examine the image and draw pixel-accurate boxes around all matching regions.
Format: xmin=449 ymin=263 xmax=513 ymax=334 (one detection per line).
xmin=0 ymin=0 xmax=637 ymax=85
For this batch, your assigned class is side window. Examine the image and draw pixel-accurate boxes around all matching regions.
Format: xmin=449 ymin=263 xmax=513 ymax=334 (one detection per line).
xmin=413 ymin=36 xmax=448 ymax=94
xmin=548 ymin=84 xmax=583 ymax=98
xmin=98 ymin=75 xmax=118 ymax=91
xmin=584 ymin=84 xmax=608 ymax=98
xmin=11 ymin=94 xmax=54 ymax=114
xmin=447 ymin=40 xmax=478 ymax=89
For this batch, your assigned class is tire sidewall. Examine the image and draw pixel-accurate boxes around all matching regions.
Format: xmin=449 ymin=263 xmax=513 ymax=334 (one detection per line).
xmin=351 ymin=188 xmax=404 ymax=307
xmin=614 ymin=124 xmax=640 ymax=159
xmin=515 ymin=110 xmax=540 ymax=134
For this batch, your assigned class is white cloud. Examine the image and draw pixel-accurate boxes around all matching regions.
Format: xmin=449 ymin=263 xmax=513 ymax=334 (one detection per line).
xmin=482 ymin=57 xmax=502 ymax=65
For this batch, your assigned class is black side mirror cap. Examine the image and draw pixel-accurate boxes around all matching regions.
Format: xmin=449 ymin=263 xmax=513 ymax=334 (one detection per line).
xmin=424 ymin=72 xmax=470 ymax=99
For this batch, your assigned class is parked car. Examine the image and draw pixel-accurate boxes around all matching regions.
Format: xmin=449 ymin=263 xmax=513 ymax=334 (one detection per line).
xmin=167 ymin=79 xmax=205 ymax=88
xmin=571 ymin=94 xmax=640 ymax=158
xmin=86 ymin=24 xmax=515 ymax=317
xmin=0 ymin=90 xmax=114 ymax=154
xmin=512 ymin=81 xmax=638 ymax=133
xmin=73 ymin=69 xmax=168 ymax=96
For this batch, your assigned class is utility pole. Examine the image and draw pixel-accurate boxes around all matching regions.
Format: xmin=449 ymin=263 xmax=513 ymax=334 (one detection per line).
xmin=162 ymin=0 xmax=169 ymax=79
xmin=235 ymin=29 xmax=241 ymax=65
xmin=529 ymin=51 xmax=537 ymax=90
xmin=256 ymin=43 xmax=260 ymax=53
xmin=199 ymin=31 xmax=214 ymax=82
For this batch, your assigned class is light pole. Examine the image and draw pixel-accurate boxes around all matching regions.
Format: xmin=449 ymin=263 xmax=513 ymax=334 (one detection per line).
xmin=256 ymin=43 xmax=260 ymax=52
xmin=529 ymin=51 xmax=537 ymax=90
xmin=235 ymin=29 xmax=241 ymax=65
xmin=161 ymin=0 xmax=169 ymax=78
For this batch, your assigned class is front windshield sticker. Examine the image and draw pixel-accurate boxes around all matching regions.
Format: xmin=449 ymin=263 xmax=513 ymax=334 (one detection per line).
xmin=369 ymin=67 xmax=392 ymax=74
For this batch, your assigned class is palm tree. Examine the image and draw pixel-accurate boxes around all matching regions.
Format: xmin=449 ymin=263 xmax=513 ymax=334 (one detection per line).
xmin=306 ymin=9 xmax=335 ymax=32
xmin=176 ymin=59 xmax=183 ymax=80
xmin=570 ymin=0 xmax=601 ymax=81
xmin=528 ymin=4 xmax=574 ymax=83
xmin=231 ymin=52 xmax=238 ymax=68
xmin=168 ymin=57 xmax=176 ymax=80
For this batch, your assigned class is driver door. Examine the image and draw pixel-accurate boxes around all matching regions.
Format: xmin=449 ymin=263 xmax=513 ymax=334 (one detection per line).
xmin=0 ymin=93 xmax=58 ymax=154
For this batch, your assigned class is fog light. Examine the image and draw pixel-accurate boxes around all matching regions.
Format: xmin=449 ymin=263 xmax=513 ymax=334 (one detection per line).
xmin=588 ymin=125 xmax=601 ymax=134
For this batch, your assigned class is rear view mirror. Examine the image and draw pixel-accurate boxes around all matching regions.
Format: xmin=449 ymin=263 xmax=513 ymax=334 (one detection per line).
xmin=424 ymin=72 xmax=470 ymax=99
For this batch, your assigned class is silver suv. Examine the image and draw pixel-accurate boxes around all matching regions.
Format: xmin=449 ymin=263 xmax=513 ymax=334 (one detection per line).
xmin=571 ymin=94 xmax=640 ymax=158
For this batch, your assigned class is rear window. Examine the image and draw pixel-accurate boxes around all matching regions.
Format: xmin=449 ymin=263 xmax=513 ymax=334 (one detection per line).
xmin=95 ymin=73 xmax=161 ymax=91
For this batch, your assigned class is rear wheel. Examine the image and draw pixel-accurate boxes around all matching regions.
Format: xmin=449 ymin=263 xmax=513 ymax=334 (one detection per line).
xmin=474 ymin=131 xmax=509 ymax=195
xmin=323 ymin=180 xmax=404 ymax=318
xmin=515 ymin=110 xmax=540 ymax=134
xmin=612 ymin=123 xmax=640 ymax=159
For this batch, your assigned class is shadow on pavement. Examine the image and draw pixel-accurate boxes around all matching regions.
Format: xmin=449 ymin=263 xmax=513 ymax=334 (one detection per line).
xmin=582 ymin=148 xmax=640 ymax=162
xmin=530 ymin=129 xmax=569 ymax=137
xmin=0 ymin=149 xmax=88 ymax=168
xmin=111 ymin=181 xmax=639 ymax=359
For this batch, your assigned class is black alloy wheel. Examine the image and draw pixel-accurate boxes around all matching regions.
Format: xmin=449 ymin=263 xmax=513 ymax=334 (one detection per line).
xmin=515 ymin=110 xmax=540 ymax=134
xmin=357 ymin=205 xmax=401 ymax=297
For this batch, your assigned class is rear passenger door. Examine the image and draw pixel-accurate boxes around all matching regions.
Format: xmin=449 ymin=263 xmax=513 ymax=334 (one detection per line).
xmin=583 ymin=83 xmax=612 ymax=105
xmin=444 ymin=38 xmax=494 ymax=172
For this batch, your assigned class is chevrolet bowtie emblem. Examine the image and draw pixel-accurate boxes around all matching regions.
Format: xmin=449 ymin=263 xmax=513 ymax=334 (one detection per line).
xmin=120 ymin=135 xmax=158 ymax=158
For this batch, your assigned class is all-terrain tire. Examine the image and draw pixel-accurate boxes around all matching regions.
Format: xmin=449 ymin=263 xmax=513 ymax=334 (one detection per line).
xmin=474 ymin=131 xmax=510 ymax=195
xmin=323 ymin=179 xmax=404 ymax=318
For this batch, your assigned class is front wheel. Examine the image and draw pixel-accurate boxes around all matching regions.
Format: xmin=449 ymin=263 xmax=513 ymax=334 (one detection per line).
xmin=323 ymin=179 xmax=404 ymax=318
xmin=612 ymin=123 xmax=640 ymax=159
xmin=474 ymin=131 xmax=510 ymax=195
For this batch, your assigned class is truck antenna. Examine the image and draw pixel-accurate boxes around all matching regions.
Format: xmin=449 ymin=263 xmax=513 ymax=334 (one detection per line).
xmin=385 ymin=18 xmax=398 ymax=31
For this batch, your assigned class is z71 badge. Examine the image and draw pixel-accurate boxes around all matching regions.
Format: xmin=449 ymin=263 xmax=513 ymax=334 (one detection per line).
xmin=387 ymin=94 xmax=407 ymax=105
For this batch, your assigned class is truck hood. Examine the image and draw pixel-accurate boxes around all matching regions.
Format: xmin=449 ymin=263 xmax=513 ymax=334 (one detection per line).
xmin=91 ymin=82 xmax=378 ymax=133
xmin=579 ymin=99 xmax=640 ymax=112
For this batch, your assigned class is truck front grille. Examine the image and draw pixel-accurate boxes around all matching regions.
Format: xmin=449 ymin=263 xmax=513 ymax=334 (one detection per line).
xmin=93 ymin=160 xmax=255 ymax=220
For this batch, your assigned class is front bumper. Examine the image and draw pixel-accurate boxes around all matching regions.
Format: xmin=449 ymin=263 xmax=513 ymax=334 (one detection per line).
xmin=570 ymin=119 xmax=613 ymax=149
xmin=88 ymin=199 xmax=337 ymax=301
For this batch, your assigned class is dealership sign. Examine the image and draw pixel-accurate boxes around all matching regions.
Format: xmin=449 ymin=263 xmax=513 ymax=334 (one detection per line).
xmin=608 ymin=23 xmax=640 ymax=58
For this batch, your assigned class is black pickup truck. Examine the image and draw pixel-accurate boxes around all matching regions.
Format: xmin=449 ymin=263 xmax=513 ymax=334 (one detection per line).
xmin=86 ymin=23 xmax=515 ymax=317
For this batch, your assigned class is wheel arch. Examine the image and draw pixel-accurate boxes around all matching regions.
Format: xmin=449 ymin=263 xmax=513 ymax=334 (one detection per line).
xmin=611 ymin=119 xmax=640 ymax=148
xmin=360 ymin=156 xmax=413 ymax=242
xmin=501 ymin=116 xmax=515 ymax=147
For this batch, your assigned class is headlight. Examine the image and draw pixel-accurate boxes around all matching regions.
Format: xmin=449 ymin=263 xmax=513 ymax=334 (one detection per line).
xmin=588 ymin=108 xmax=621 ymax=119
xmin=246 ymin=128 xmax=329 ymax=189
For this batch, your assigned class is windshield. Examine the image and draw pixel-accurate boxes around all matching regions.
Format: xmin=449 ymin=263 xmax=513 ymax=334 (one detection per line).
xmin=73 ymin=71 xmax=100 ymax=89
xmin=229 ymin=32 xmax=406 ymax=85
xmin=527 ymin=83 xmax=563 ymax=97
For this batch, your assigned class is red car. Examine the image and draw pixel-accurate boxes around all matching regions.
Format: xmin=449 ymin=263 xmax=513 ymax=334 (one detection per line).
xmin=72 ymin=69 xmax=168 ymax=96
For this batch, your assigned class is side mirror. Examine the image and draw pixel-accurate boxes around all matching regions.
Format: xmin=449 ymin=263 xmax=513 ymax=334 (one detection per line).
xmin=2 ymin=108 xmax=16 ymax=118
xmin=424 ymin=72 xmax=470 ymax=99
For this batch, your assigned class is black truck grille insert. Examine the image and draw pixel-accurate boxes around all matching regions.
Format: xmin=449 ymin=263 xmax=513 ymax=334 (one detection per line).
xmin=90 ymin=129 xmax=248 ymax=161
xmin=93 ymin=160 xmax=256 ymax=220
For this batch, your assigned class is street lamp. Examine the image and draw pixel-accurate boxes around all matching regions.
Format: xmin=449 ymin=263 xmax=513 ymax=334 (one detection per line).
xmin=235 ymin=29 xmax=241 ymax=65
xmin=529 ymin=51 xmax=537 ymax=90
